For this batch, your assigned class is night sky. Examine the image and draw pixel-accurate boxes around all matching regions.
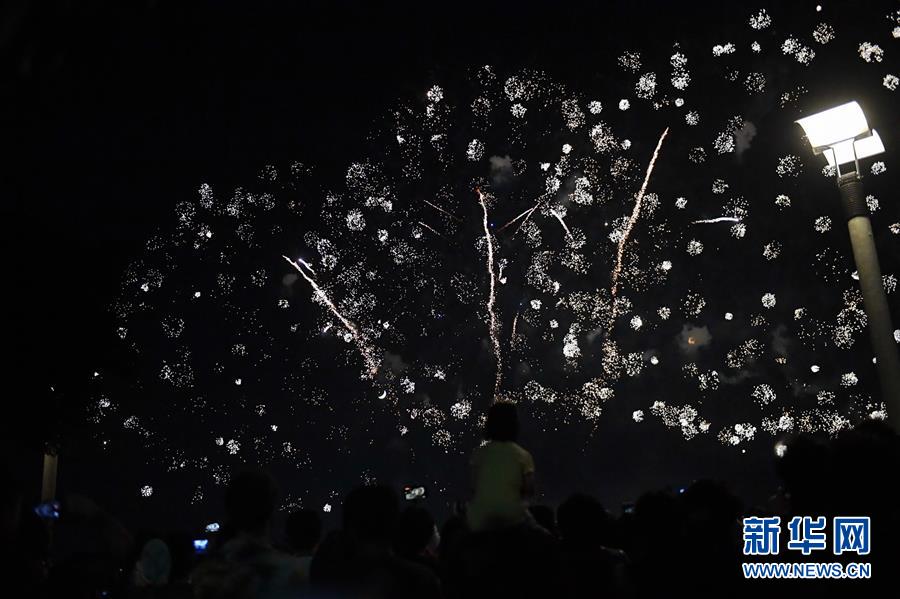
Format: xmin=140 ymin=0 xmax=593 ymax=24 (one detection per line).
xmin=5 ymin=0 xmax=899 ymax=531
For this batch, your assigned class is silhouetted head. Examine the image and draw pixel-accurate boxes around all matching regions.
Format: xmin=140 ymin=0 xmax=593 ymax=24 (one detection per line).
xmin=681 ymin=479 xmax=742 ymax=528
xmin=635 ymin=490 xmax=680 ymax=524
xmin=394 ymin=506 xmax=437 ymax=558
xmin=286 ymin=508 xmax=322 ymax=555
xmin=633 ymin=490 xmax=682 ymax=555
xmin=830 ymin=420 xmax=900 ymax=515
xmin=850 ymin=417 xmax=898 ymax=441
xmin=485 ymin=401 xmax=519 ymax=442
xmin=557 ymin=493 xmax=608 ymax=547
xmin=774 ymin=433 xmax=831 ymax=512
xmin=224 ymin=469 xmax=279 ymax=534
xmin=134 ymin=538 xmax=172 ymax=587
xmin=164 ymin=531 xmax=196 ymax=582
xmin=439 ymin=514 xmax=468 ymax=559
xmin=342 ymin=485 xmax=399 ymax=545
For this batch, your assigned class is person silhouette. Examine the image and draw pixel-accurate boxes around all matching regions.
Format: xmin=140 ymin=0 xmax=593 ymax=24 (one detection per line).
xmin=466 ymin=402 xmax=536 ymax=532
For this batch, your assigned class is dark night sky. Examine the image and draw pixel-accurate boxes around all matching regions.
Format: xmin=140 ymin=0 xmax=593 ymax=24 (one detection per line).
xmin=4 ymin=1 xmax=898 ymax=530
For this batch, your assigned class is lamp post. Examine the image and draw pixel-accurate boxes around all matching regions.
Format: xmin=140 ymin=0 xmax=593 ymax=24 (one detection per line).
xmin=797 ymin=101 xmax=900 ymax=430
xmin=41 ymin=444 xmax=59 ymax=502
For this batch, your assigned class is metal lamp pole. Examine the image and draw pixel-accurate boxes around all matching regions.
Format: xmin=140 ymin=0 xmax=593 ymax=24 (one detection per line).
xmin=836 ymin=170 xmax=900 ymax=430
xmin=41 ymin=445 xmax=59 ymax=502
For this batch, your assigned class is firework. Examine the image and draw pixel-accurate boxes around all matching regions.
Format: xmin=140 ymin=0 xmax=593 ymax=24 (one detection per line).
xmin=282 ymin=255 xmax=380 ymax=376
xmin=477 ymin=188 xmax=503 ymax=398
xmin=95 ymin=3 xmax=897 ymax=509
xmin=609 ymin=127 xmax=670 ymax=319
xmin=692 ymin=216 xmax=742 ymax=224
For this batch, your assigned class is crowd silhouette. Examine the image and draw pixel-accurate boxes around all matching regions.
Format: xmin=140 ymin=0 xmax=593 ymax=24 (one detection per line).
xmin=2 ymin=403 xmax=899 ymax=598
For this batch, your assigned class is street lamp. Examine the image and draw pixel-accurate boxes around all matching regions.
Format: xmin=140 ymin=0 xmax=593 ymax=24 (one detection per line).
xmin=796 ymin=101 xmax=900 ymax=430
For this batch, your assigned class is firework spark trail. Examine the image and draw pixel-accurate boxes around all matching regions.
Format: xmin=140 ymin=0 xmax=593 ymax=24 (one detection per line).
xmin=295 ymin=257 xmax=317 ymax=276
xmin=423 ymin=199 xmax=463 ymax=222
xmin=496 ymin=191 xmax=552 ymax=233
xmin=608 ymin=127 xmax=670 ymax=328
xmin=692 ymin=216 xmax=742 ymax=224
xmin=510 ymin=311 xmax=520 ymax=348
xmin=497 ymin=205 xmax=536 ymax=232
xmin=515 ymin=191 xmax=562 ymax=233
xmin=282 ymin=255 xmax=380 ymax=376
xmin=550 ymin=209 xmax=574 ymax=241
xmin=416 ymin=221 xmax=447 ymax=239
xmin=512 ymin=195 xmax=553 ymax=233
xmin=477 ymin=188 xmax=503 ymax=399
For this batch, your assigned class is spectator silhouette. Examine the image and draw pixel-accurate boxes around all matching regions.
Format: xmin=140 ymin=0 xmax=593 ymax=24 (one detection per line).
xmin=436 ymin=513 xmax=467 ymax=584
xmin=444 ymin=514 xmax=563 ymax=598
xmin=394 ymin=505 xmax=440 ymax=574
xmin=284 ymin=508 xmax=321 ymax=584
xmin=466 ymin=401 xmax=536 ymax=532
xmin=192 ymin=469 xmax=306 ymax=599
xmin=49 ymin=493 xmax=133 ymax=599
xmin=311 ymin=485 xmax=440 ymax=598
xmin=0 ymin=465 xmax=25 ymax=591
xmin=681 ymin=480 xmax=744 ymax=595
xmin=158 ymin=532 xmax=195 ymax=598
xmin=557 ymin=493 xmax=629 ymax=597
xmin=0 ymin=462 xmax=22 ymax=550
xmin=8 ymin=422 xmax=900 ymax=599
xmin=627 ymin=490 xmax=684 ymax=597
xmin=129 ymin=537 xmax=193 ymax=598
xmin=133 ymin=538 xmax=172 ymax=587
xmin=1 ymin=466 xmax=52 ymax=596
xmin=825 ymin=421 xmax=900 ymax=590
xmin=447 ymin=401 xmax=565 ymax=598
xmin=774 ymin=433 xmax=832 ymax=516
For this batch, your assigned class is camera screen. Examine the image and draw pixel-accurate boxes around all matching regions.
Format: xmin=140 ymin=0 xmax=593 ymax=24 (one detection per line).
xmin=404 ymin=486 xmax=426 ymax=501
xmin=34 ymin=501 xmax=60 ymax=520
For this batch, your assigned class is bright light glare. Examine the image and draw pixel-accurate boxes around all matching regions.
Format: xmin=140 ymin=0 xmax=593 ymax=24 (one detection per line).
xmin=796 ymin=101 xmax=869 ymax=149
xmin=823 ymin=130 xmax=885 ymax=166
